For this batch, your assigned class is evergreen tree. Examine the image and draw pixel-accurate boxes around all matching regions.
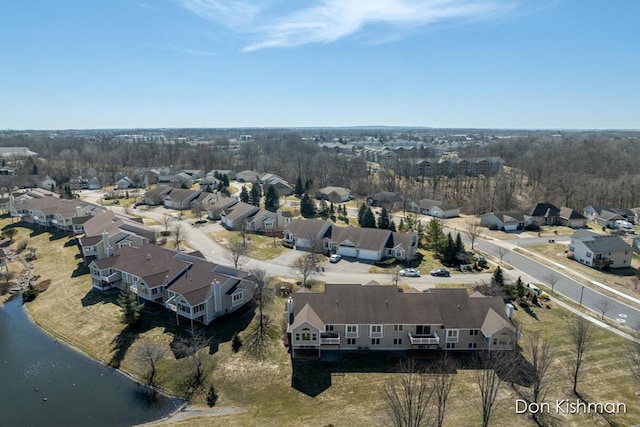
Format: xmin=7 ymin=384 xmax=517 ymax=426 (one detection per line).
xmin=231 ymin=332 xmax=243 ymax=353
xmin=304 ymin=178 xmax=313 ymax=192
xmin=398 ymin=218 xmax=405 ymax=232
xmin=329 ymin=202 xmax=335 ymax=216
xmin=264 ymin=185 xmax=279 ymax=212
xmin=294 ymin=176 xmax=304 ymax=196
xmin=300 ymin=193 xmax=316 ymax=218
xmin=443 ymin=232 xmax=457 ymax=265
xmin=515 ymin=276 xmax=525 ymax=298
xmin=424 ymin=218 xmax=446 ymax=255
xmin=221 ymin=174 xmax=230 ymax=188
xmin=455 ymin=232 xmax=464 ymax=255
xmin=239 ymin=185 xmax=250 ymax=203
xmin=389 ymin=220 xmax=397 ymax=232
xmin=116 ymin=286 xmax=144 ymax=326
xmin=250 ymin=185 xmax=261 ymax=206
xmin=492 ymin=266 xmax=505 ymax=287
xmin=31 ymin=162 xmax=38 ymax=175
xmin=318 ymin=200 xmax=329 ymax=219
xmin=377 ymin=206 xmax=391 ymax=230
xmin=360 ymin=207 xmax=376 ymax=228
xmin=357 ymin=203 xmax=367 ymax=225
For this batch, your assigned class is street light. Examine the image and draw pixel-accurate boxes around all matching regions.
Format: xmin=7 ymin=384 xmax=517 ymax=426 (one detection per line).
xmin=579 ymin=285 xmax=585 ymax=307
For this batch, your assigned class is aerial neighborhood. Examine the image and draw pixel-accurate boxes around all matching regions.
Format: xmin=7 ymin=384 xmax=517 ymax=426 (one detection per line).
xmin=1 ymin=128 xmax=639 ymax=425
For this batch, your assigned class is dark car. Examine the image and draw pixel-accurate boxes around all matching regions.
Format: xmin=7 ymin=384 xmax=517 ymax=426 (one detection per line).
xmin=430 ymin=268 xmax=450 ymax=277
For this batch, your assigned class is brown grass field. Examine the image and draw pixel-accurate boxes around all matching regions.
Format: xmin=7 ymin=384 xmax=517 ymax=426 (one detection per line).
xmin=6 ymin=216 xmax=638 ymax=427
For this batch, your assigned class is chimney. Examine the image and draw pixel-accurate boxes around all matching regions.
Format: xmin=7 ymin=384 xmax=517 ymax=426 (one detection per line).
xmin=75 ymin=206 xmax=82 ymax=217
xmin=102 ymin=231 xmax=113 ymax=257
xmin=276 ymin=208 xmax=283 ymax=227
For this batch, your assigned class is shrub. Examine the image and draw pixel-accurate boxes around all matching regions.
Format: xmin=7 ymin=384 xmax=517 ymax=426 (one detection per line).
xmin=374 ymin=258 xmax=397 ymax=267
xmin=282 ymin=241 xmax=294 ymax=249
xmin=22 ymin=284 xmax=39 ymax=302
xmin=488 ymin=224 xmax=498 ymax=231
xmin=206 ymin=385 xmax=218 ymax=407
xmin=231 ymin=333 xmax=242 ymax=353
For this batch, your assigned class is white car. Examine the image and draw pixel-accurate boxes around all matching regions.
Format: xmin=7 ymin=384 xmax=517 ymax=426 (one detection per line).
xmin=399 ymin=268 xmax=421 ymax=277
xmin=329 ymin=254 xmax=342 ymax=263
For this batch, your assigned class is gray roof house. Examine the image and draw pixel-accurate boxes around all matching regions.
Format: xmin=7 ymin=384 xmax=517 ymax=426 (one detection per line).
xmin=568 ymin=230 xmax=632 ymax=269
xmin=286 ymin=283 xmax=515 ymax=358
xmin=89 ymin=244 xmax=254 ymax=327
xmin=480 ymin=211 xmax=530 ymax=231
xmin=316 ymin=186 xmax=351 ymax=203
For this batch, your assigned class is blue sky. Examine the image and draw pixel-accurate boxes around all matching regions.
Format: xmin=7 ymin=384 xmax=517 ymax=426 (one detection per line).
xmin=1 ymin=0 xmax=639 ymax=130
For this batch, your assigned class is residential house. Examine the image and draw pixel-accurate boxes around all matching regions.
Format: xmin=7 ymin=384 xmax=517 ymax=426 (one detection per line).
xmin=568 ymin=230 xmax=632 ymax=269
xmin=144 ymin=185 xmax=173 ymax=205
xmin=9 ymin=193 xmax=99 ymax=231
xmin=260 ymin=173 xmax=293 ymax=196
xmin=236 ymin=170 xmax=261 ymax=183
xmin=88 ymin=244 xmax=254 ymax=327
xmin=220 ymin=201 xmax=260 ymax=229
xmin=583 ymin=205 xmax=636 ymax=228
xmin=87 ymin=177 xmax=102 ymax=190
xmin=286 ymin=283 xmax=516 ymax=358
xmin=412 ymin=199 xmax=460 ymax=219
xmin=480 ymin=211 xmax=530 ymax=231
xmin=41 ymin=175 xmax=56 ymax=191
xmin=115 ymin=176 xmax=135 ymax=190
xmin=526 ymin=202 xmax=561 ymax=226
xmin=284 ymin=219 xmax=418 ymax=261
xmin=207 ymin=197 xmax=239 ymax=220
xmin=316 ymin=186 xmax=351 ymax=203
xmin=367 ymin=192 xmax=404 ymax=211
xmin=162 ymin=188 xmax=202 ymax=210
xmin=558 ymin=207 xmax=587 ymax=228
xmin=69 ymin=176 xmax=89 ymax=190
xmin=78 ymin=210 xmax=155 ymax=263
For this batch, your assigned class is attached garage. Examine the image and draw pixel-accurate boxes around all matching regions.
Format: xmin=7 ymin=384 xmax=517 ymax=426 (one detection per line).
xmin=358 ymin=249 xmax=380 ymax=261
xmin=338 ymin=246 xmax=357 ymax=257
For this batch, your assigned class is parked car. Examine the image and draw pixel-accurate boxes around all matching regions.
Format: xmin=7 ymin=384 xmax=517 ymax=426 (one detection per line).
xmin=430 ymin=268 xmax=450 ymax=277
xmin=329 ymin=254 xmax=342 ymax=263
xmin=399 ymin=268 xmax=420 ymax=277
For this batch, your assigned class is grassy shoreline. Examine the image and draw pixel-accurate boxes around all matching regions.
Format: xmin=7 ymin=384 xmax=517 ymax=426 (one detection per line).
xmin=9 ymin=217 xmax=639 ymax=426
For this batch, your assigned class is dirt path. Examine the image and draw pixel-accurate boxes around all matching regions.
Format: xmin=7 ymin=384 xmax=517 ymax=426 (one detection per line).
xmin=144 ymin=405 xmax=247 ymax=425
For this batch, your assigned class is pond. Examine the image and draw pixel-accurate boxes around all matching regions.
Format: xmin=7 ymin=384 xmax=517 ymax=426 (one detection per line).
xmin=0 ymin=295 xmax=184 ymax=426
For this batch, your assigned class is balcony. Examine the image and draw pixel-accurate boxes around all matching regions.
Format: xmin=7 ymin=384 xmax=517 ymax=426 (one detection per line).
xmin=320 ymin=332 xmax=340 ymax=345
xmin=408 ymin=331 xmax=440 ymax=345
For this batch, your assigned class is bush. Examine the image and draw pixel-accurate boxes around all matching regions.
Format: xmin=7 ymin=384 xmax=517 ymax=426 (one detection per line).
xmin=22 ymin=284 xmax=39 ymax=302
xmin=374 ymin=258 xmax=397 ymax=267
xmin=282 ymin=241 xmax=294 ymax=249
xmin=206 ymin=385 xmax=218 ymax=407
xmin=231 ymin=333 xmax=242 ymax=353
xmin=488 ymin=224 xmax=498 ymax=231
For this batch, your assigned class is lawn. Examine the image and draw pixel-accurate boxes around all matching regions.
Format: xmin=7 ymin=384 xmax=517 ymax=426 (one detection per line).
xmin=208 ymin=230 xmax=288 ymax=261
xmin=13 ymin=220 xmax=640 ymax=427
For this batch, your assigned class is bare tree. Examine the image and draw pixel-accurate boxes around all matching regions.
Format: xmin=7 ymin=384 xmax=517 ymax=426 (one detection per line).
xmin=544 ymin=273 xmax=559 ymax=295
xmin=430 ymin=353 xmax=456 ymax=427
xmin=474 ymin=351 xmax=509 ymax=427
xmin=390 ymin=265 xmax=401 ymax=287
xmin=382 ymin=359 xmax=434 ymax=427
xmin=250 ymin=267 xmax=274 ymax=345
xmin=628 ymin=322 xmax=640 ymax=383
xmin=224 ymin=235 xmax=248 ymax=268
xmin=595 ymin=297 xmax=612 ymax=320
xmin=192 ymin=201 xmax=204 ymax=222
xmin=162 ymin=215 xmax=174 ymax=236
xmin=514 ymin=331 xmax=557 ymax=425
xmin=306 ymin=232 xmax=325 ymax=267
xmin=292 ymin=254 xmax=315 ymax=288
xmin=465 ymin=219 xmax=482 ymax=251
xmin=567 ymin=317 xmax=593 ymax=395
xmin=495 ymin=246 xmax=508 ymax=265
xmin=133 ymin=340 xmax=167 ymax=390
xmin=174 ymin=333 xmax=211 ymax=397
xmin=172 ymin=222 xmax=186 ymax=251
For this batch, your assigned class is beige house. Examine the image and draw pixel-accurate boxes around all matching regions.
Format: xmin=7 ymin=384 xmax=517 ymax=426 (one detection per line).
xmin=568 ymin=230 xmax=632 ymax=269
xmin=286 ymin=283 xmax=515 ymax=358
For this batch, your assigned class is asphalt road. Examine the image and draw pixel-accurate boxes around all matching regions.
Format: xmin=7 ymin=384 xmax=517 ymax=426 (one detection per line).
xmin=471 ymin=237 xmax=640 ymax=328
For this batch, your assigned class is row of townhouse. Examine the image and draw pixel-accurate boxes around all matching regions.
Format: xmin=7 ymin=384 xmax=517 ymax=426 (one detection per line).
xmin=208 ymin=198 xmax=294 ymax=232
xmin=144 ymin=185 xmax=219 ymax=210
xmin=283 ymin=219 xmax=418 ymax=262
xmin=481 ymin=202 xmax=588 ymax=231
xmin=286 ymin=283 xmax=516 ymax=358
xmin=75 ymin=210 xmax=156 ymax=263
xmin=89 ymin=244 xmax=254 ymax=327
xmin=9 ymin=190 xmax=102 ymax=231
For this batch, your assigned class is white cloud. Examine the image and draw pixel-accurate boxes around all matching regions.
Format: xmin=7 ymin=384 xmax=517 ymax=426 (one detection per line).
xmin=179 ymin=0 xmax=518 ymax=51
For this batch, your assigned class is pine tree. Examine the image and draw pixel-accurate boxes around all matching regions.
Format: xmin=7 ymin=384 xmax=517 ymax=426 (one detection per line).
xmin=294 ymin=176 xmax=304 ymax=196
xmin=357 ymin=203 xmax=367 ymax=225
xmin=250 ymin=185 xmax=261 ymax=206
xmin=239 ymin=185 xmax=250 ymax=203
xmin=398 ymin=218 xmax=405 ymax=232
xmin=389 ymin=220 xmax=397 ymax=232
xmin=492 ymin=266 xmax=505 ymax=287
xmin=264 ymin=185 xmax=279 ymax=212
xmin=221 ymin=174 xmax=229 ymax=188
xmin=377 ymin=206 xmax=391 ymax=229
xmin=318 ymin=200 xmax=329 ymax=219
xmin=329 ymin=202 xmax=335 ymax=216
xmin=360 ymin=207 xmax=376 ymax=228
xmin=455 ymin=232 xmax=464 ymax=254
xmin=31 ymin=162 xmax=38 ymax=175
xmin=424 ymin=218 xmax=446 ymax=255
xmin=116 ymin=286 xmax=144 ymax=326
xmin=443 ymin=232 xmax=457 ymax=265
xmin=304 ymin=178 xmax=313 ymax=192
xmin=300 ymin=193 xmax=316 ymax=218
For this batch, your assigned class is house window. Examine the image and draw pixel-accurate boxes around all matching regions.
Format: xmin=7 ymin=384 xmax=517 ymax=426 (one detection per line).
xmin=232 ymin=292 xmax=244 ymax=306
xmin=446 ymin=329 xmax=459 ymax=342
xmin=394 ymin=325 xmax=403 ymax=332
xmin=469 ymin=329 xmax=479 ymax=336
xmin=468 ymin=342 xmax=478 ymax=349
xmin=394 ymin=338 xmax=403 ymax=345
xmin=347 ymin=338 xmax=356 ymax=345
xmin=446 ymin=343 xmax=456 ymax=349
xmin=371 ymin=338 xmax=380 ymax=345
xmin=325 ymin=325 xmax=334 ymax=332
xmin=151 ymin=287 xmax=161 ymax=295
xmin=295 ymin=333 xmax=300 ymax=341
xmin=369 ymin=325 xmax=383 ymax=337
xmin=346 ymin=325 xmax=358 ymax=337
xmin=586 ymin=252 xmax=592 ymax=258
xmin=301 ymin=332 xmax=311 ymax=341
xmin=416 ymin=325 xmax=431 ymax=335
xmin=177 ymin=303 xmax=190 ymax=313
xmin=194 ymin=303 xmax=205 ymax=313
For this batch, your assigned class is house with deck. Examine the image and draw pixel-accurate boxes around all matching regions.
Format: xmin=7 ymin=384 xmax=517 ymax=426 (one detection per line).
xmin=286 ymin=283 xmax=516 ymax=358
xmin=88 ymin=244 xmax=254 ymax=328
xmin=568 ymin=230 xmax=632 ymax=270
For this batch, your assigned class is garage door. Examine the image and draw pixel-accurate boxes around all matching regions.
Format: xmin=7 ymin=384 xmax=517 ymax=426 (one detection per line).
xmin=358 ymin=250 xmax=380 ymax=261
xmin=338 ymin=246 xmax=357 ymax=257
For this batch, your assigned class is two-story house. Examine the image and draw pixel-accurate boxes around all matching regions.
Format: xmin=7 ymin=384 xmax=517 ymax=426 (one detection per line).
xmin=286 ymin=283 xmax=515 ymax=358
xmin=568 ymin=230 xmax=632 ymax=269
